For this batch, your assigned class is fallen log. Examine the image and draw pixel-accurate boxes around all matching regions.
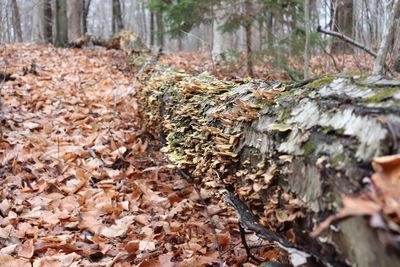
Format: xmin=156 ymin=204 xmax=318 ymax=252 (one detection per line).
xmin=138 ymin=68 xmax=400 ymax=266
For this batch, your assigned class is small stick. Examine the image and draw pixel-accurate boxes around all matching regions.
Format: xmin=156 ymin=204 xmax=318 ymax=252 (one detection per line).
xmin=238 ymin=223 xmax=263 ymax=263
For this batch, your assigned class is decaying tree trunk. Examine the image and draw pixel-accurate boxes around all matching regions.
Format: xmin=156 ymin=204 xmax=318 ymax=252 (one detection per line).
xmin=138 ymin=67 xmax=400 ymax=266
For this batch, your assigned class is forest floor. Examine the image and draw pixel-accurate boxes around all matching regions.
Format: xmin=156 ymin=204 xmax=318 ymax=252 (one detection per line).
xmin=0 ymin=45 xmax=289 ymax=266
xmin=159 ymin=51 xmax=376 ymax=80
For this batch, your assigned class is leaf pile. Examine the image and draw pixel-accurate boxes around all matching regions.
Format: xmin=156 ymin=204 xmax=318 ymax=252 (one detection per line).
xmin=0 ymin=44 xmax=289 ymax=266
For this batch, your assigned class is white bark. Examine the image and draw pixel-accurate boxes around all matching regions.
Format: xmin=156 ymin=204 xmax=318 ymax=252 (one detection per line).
xmin=31 ymin=1 xmax=45 ymax=42
xmin=372 ymin=0 xmax=400 ymax=75
xmin=212 ymin=2 xmax=235 ymax=62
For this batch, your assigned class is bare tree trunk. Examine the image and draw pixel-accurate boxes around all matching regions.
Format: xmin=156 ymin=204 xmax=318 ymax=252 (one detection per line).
xmin=331 ymin=0 xmax=353 ymax=54
xmin=11 ymin=0 xmax=22 ymax=42
xmin=150 ymin=12 xmax=155 ymax=47
xmin=112 ymin=0 xmax=123 ymax=35
xmin=244 ymin=0 xmax=253 ymax=77
xmin=43 ymin=0 xmax=52 ymax=43
xmin=372 ymin=0 xmax=400 ymax=75
xmin=304 ymin=0 xmax=311 ymax=79
xmin=55 ymin=0 xmax=68 ymax=47
xmin=31 ymin=1 xmax=45 ymax=42
xmin=265 ymin=10 xmax=273 ymax=48
xmin=82 ymin=0 xmax=91 ymax=35
xmin=212 ymin=1 xmax=236 ymax=61
xmin=156 ymin=13 xmax=164 ymax=47
xmin=67 ymin=0 xmax=82 ymax=42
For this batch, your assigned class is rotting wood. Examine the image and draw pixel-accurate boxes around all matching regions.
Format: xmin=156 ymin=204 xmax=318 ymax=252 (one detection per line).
xmin=137 ymin=65 xmax=400 ymax=266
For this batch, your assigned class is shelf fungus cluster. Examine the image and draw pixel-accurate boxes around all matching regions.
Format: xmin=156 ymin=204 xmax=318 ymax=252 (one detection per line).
xmin=138 ymin=65 xmax=400 ymax=266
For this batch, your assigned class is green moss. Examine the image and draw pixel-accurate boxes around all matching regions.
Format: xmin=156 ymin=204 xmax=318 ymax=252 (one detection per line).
xmin=364 ymin=87 xmax=397 ymax=103
xmin=322 ymin=126 xmax=333 ymax=134
xmin=331 ymin=154 xmax=346 ymax=168
xmin=303 ymin=141 xmax=316 ymax=156
xmin=337 ymin=128 xmax=345 ymax=135
xmin=279 ymin=90 xmax=290 ymax=98
xmin=307 ymin=76 xmax=335 ymax=89
xmin=278 ymin=108 xmax=292 ymax=122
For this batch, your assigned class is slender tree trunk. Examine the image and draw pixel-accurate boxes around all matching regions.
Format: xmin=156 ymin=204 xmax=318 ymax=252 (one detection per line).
xmin=150 ymin=12 xmax=155 ymax=47
xmin=244 ymin=0 xmax=253 ymax=77
xmin=112 ymin=0 xmax=123 ymax=35
xmin=43 ymin=0 xmax=52 ymax=43
xmin=372 ymin=0 xmax=400 ymax=75
xmin=156 ymin=13 xmax=164 ymax=47
xmin=304 ymin=0 xmax=311 ymax=79
xmin=82 ymin=0 xmax=91 ymax=35
xmin=32 ymin=1 xmax=45 ymax=42
xmin=11 ymin=0 xmax=22 ymax=42
xmin=331 ymin=0 xmax=353 ymax=54
xmin=55 ymin=0 xmax=68 ymax=47
xmin=265 ymin=10 xmax=273 ymax=48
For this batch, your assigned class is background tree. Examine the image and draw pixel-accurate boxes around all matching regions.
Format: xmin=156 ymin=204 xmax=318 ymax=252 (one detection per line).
xmin=67 ymin=0 xmax=82 ymax=42
xmin=10 ymin=0 xmax=22 ymax=42
xmin=2 ymin=0 xmax=400 ymax=77
xmin=82 ymin=0 xmax=92 ymax=35
xmin=112 ymin=0 xmax=124 ymax=34
xmin=304 ymin=0 xmax=311 ymax=79
xmin=55 ymin=0 xmax=68 ymax=47
xmin=372 ymin=0 xmax=400 ymax=75
xmin=43 ymin=0 xmax=52 ymax=43
xmin=330 ymin=0 xmax=353 ymax=53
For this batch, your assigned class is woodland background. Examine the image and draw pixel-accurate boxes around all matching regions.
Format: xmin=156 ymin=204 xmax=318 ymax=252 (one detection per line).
xmin=1 ymin=0 xmax=400 ymax=79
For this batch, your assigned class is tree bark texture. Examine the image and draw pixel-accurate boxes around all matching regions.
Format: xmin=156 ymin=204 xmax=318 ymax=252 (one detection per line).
xmin=82 ymin=0 xmax=91 ymax=35
xmin=150 ymin=12 xmax=155 ymax=47
xmin=372 ymin=0 xmax=400 ymax=75
xmin=304 ymin=0 xmax=311 ymax=79
xmin=55 ymin=0 xmax=68 ymax=47
xmin=331 ymin=0 xmax=353 ymax=54
xmin=155 ymin=13 xmax=164 ymax=47
xmin=67 ymin=0 xmax=82 ymax=42
xmin=112 ymin=0 xmax=124 ymax=35
xmin=43 ymin=0 xmax=52 ymax=43
xmin=11 ymin=0 xmax=22 ymax=42
xmin=244 ymin=0 xmax=253 ymax=77
xmin=139 ymin=68 xmax=400 ymax=267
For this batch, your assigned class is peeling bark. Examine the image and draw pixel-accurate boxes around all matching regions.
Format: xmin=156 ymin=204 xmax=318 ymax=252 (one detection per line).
xmin=140 ymin=69 xmax=400 ymax=267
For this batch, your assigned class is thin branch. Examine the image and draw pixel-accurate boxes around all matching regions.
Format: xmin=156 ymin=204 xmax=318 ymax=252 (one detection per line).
xmin=316 ymin=25 xmax=377 ymax=58
xmin=317 ymin=25 xmax=395 ymax=76
xmin=238 ymin=223 xmax=263 ymax=263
